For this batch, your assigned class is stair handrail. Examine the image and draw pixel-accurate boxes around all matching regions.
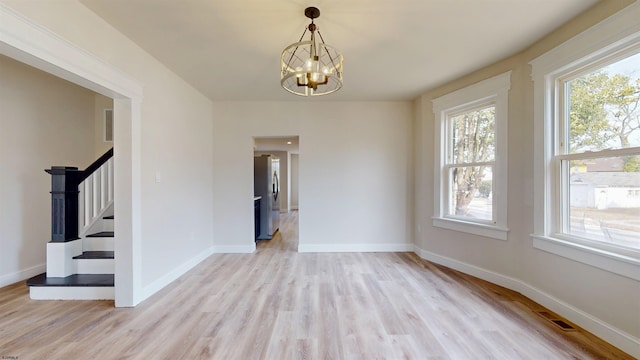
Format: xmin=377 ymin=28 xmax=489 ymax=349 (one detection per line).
xmin=78 ymin=148 xmax=114 ymax=237
xmin=80 ymin=148 xmax=113 ymax=182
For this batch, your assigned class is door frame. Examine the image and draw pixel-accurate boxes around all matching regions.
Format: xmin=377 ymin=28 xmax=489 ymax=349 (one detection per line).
xmin=1 ymin=4 xmax=143 ymax=306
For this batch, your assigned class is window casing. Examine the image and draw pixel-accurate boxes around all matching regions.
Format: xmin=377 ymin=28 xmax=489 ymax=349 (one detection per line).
xmin=530 ymin=2 xmax=640 ymax=280
xmin=432 ymin=72 xmax=511 ymax=240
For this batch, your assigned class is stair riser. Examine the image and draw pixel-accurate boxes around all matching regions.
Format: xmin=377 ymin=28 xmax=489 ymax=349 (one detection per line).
xmin=30 ymin=286 xmax=114 ymax=300
xmin=74 ymin=259 xmax=114 ymax=274
xmin=83 ymin=237 xmax=114 ymax=251
xmin=90 ymin=220 xmax=114 ymax=233
xmin=47 ymin=240 xmax=83 ymax=277
xmin=102 ymin=220 xmax=114 ymax=232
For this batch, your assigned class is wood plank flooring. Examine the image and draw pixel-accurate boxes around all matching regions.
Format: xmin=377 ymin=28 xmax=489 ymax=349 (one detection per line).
xmin=0 ymin=211 xmax=633 ymax=359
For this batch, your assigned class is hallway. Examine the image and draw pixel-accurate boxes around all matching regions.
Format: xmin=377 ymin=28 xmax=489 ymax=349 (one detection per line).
xmin=256 ymin=210 xmax=299 ymax=253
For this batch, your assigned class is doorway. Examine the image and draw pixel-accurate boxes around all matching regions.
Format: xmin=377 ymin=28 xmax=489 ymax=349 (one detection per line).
xmin=1 ymin=7 xmax=142 ymax=306
xmin=253 ymin=136 xmax=299 ymax=251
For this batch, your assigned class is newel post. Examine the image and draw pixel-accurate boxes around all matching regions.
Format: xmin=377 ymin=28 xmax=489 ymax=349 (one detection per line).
xmin=45 ymin=166 xmax=82 ymax=242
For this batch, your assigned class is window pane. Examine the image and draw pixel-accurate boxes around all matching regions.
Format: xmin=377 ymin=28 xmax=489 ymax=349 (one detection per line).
xmin=451 ymin=105 xmax=495 ymax=163
xmin=567 ymin=52 xmax=640 ymax=153
xmin=449 ymin=166 xmax=492 ymax=221
xmin=567 ymin=155 xmax=640 ymax=249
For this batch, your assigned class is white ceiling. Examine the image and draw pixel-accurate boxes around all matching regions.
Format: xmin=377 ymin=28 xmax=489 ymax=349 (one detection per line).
xmin=80 ymin=0 xmax=600 ymax=101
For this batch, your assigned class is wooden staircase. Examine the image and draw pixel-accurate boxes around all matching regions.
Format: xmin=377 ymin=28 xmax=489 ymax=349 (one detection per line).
xmin=27 ymin=214 xmax=115 ymax=300
xmin=27 ymin=149 xmax=115 ymax=300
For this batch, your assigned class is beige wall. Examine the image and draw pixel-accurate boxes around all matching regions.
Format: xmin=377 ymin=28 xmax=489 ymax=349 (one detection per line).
xmin=414 ymin=0 xmax=639 ymax=346
xmin=0 ymin=54 xmax=96 ymax=286
xmin=213 ymin=101 xmax=414 ymax=252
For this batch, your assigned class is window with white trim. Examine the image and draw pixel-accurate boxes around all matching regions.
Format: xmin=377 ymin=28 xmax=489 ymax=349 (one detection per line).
xmin=530 ymin=2 xmax=640 ymax=280
xmin=432 ymin=72 xmax=510 ymax=240
xmin=559 ymin=52 xmax=640 ymax=251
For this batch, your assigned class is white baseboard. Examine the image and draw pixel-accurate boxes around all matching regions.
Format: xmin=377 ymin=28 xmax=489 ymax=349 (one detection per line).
xmin=298 ymin=243 xmax=414 ymax=253
xmin=212 ymin=243 xmax=256 ymax=254
xmin=140 ymin=246 xmax=214 ymax=301
xmin=414 ymin=247 xmax=522 ymax=289
xmin=30 ymin=286 xmax=114 ymax=300
xmin=0 ymin=264 xmax=46 ymax=288
xmin=413 ymin=246 xmax=640 ymax=358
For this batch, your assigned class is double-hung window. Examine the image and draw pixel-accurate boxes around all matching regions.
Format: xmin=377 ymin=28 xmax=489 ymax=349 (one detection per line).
xmin=559 ymin=53 xmax=640 ymax=250
xmin=432 ymin=72 xmax=511 ymax=240
xmin=531 ymin=3 xmax=640 ymax=279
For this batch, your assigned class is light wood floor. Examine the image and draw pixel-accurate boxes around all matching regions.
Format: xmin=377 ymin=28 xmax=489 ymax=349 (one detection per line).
xmin=0 ymin=211 xmax=633 ymax=359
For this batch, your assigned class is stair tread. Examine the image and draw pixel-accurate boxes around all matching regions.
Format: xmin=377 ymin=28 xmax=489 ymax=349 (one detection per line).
xmin=26 ymin=273 xmax=114 ymax=287
xmin=103 ymin=215 xmax=114 ymax=219
xmin=86 ymin=231 xmax=114 ymax=238
xmin=73 ymin=251 xmax=114 ymax=259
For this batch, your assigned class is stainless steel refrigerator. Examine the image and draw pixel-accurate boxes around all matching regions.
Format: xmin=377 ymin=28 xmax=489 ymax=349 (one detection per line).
xmin=254 ymin=155 xmax=280 ymax=239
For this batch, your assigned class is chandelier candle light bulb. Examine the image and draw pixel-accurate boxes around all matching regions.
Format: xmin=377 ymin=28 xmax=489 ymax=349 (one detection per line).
xmin=281 ymin=7 xmax=344 ymax=96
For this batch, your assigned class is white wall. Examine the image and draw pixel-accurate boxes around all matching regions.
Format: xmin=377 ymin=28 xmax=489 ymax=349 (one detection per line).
xmin=413 ymin=1 xmax=639 ymax=355
xmin=0 ymin=54 xmax=96 ymax=287
xmin=2 ymin=0 xmax=214 ymax=298
xmin=291 ymin=153 xmax=299 ymax=210
xmin=213 ymin=101 xmax=414 ymax=253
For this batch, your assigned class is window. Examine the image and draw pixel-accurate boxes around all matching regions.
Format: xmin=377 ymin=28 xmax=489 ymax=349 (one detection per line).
xmin=432 ymin=72 xmax=510 ymax=240
xmin=447 ymin=105 xmax=495 ymax=221
xmin=557 ymin=52 xmax=640 ymax=250
xmin=531 ymin=3 xmax=640 ymax=280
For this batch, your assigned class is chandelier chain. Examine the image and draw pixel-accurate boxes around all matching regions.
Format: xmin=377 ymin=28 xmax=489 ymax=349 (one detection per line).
xmin=317 ymin=30 xmax=340 ymax=76
xmin=284 ymin=27 xmax=309 ymax=72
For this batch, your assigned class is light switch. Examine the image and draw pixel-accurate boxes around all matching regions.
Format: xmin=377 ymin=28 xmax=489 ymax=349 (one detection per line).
xmin=155 ymin=172 xmax=161 ymax=183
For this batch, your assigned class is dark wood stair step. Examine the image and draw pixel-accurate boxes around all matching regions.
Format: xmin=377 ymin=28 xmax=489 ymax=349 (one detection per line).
xmin=86 ymin=231 xmax=114 ymax=238
xmin=103 ymin=215 xmax=114 ymax=219
xmin=73 ymin=251 xmax=114 ymax=260
xmin=26 ymin=273 xmax=114 ymax=287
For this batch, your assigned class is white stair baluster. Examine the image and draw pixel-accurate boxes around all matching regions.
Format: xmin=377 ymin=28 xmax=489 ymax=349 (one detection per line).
xmin=78 ymin=182 xmax=86 ymax=230
xmin=85 ymin=179 xmax=93 ymax=227
xmin=77 ymin=156 xmax=115 ymax=238
xmin=93 ymin=172 xmax=101 ymax=219
xmin=107 ymin=158 xmax=114 ymax=203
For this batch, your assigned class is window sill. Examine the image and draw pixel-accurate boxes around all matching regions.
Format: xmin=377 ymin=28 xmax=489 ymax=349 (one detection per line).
xmin=432 ymin=217 xmax=508 ymax=241
xmin=532 ymin=235 xmax=640 ymax=281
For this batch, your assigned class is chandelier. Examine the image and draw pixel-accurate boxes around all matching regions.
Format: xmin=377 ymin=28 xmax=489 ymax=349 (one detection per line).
xmin=280 ymin=7 xmax=344 ymax=96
